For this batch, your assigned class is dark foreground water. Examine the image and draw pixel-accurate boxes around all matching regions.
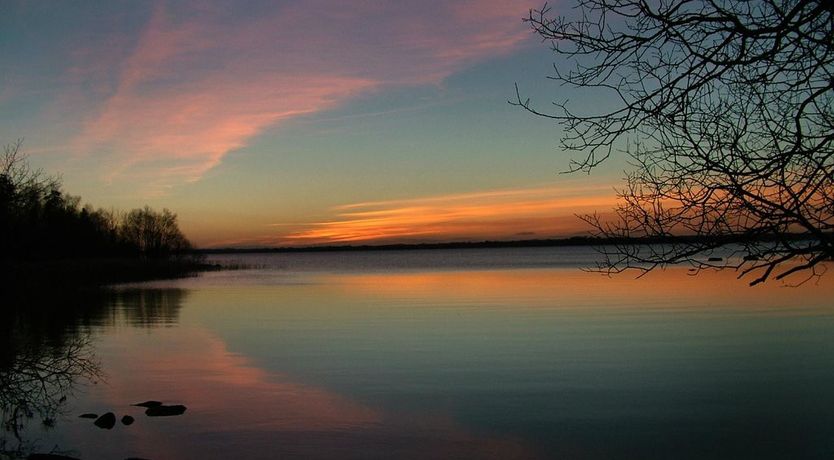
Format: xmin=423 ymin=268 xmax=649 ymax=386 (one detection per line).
xmin=3 ymin=247 xmax=834 ymax=459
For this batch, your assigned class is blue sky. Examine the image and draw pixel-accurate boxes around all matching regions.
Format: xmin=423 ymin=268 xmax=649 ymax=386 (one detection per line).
xmin=1 ymin=0 xmax=625 ymax=247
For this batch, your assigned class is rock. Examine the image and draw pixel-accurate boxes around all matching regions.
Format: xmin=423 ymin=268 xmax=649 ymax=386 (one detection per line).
xmin=145 ymin=404 xmax=187 ymax=417
xmin=132 ymin=400 xmax=163 ymax=408
xmin=707 ymin=257 xmax=723 ymax=262
xmin=27 ymin=454 xmax=81 ymax=460
xmin=94 ymin=412 xmax=116 ymax=429
xmin=121 ymin=415 xmax=135 ymax=425
xmin=79 ymin=413 xmax=98 ymax=419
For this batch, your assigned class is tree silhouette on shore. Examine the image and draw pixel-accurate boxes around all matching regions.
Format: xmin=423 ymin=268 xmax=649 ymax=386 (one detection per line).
xmin=1 ymin=140 xmax=192 ymax=261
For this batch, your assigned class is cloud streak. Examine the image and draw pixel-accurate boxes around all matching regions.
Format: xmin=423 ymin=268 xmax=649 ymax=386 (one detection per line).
xmin=205 ymin=183 xmax=616 ymax=247
xmin=66 ymin=0 xmax=531 ymax=193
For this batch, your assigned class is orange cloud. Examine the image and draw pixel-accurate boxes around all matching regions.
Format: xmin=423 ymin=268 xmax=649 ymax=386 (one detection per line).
xmin=67 ymin=1 xmax=531 ymax=195
xmin=241 ymin=183 xmax=616 ymax=246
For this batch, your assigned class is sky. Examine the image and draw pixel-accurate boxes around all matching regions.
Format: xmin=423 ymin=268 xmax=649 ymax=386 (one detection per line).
xmin=0 ymin=0 xmax=626 ymax=248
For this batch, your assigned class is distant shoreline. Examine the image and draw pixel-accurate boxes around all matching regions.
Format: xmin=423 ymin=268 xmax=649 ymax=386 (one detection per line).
xmin=196 ymin=234 xmax=810 ymax=255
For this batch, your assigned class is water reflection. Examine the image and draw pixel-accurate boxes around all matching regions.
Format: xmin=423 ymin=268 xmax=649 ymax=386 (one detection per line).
xmin=0 ymin=335 xmax=99 ymax=458
xmin=182 ymin=264 xmax=834 ymax=459
xmin=328 ymin=267 xmax=834 ymax=313
xmin=102 ymin=288 xmax=187 ymax=328
xmin=1 ymin=293 xmax=100 ymax=458
xmin=0 ymin=288 xmax=186 ymax=458
xmin=69 ymin=321 xmax=540 ymax=459
xmin=4 ymin=255 xmax=834 ymax=459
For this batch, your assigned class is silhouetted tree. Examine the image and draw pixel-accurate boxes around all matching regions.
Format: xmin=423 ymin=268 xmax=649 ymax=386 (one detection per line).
xmin=121 ymin=206 xmax=191 ymax=257
xmin=1 ymin=140 xmax=68 ymax=258
xmin=0 ymin=141 xmax=194 ymax=263
xmin=516 ymin=0 xmax=834 ymax=285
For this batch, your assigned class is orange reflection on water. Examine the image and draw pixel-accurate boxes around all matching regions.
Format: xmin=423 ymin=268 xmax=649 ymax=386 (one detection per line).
xmin=326 ymin=266 xmax=834 ymax=314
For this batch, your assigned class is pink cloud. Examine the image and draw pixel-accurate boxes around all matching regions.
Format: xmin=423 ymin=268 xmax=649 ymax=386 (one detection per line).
xmin=67 ymin=1 xmax=532 ymax=193
xmin=82 ymin=72 xmax=374 ymax=192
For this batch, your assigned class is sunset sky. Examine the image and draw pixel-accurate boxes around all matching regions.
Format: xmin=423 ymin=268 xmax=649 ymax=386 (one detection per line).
xmin=1 ymin=0 xmax=626 ymax=247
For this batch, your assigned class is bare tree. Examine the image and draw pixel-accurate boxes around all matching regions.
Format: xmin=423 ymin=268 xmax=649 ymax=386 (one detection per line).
xmin=0 ymin=139 xmax=61 ymax=200
xmin=121 ymin=206 xmax=191 ymax=257
xmin=515 ymin=0 xmax=834 ymax=285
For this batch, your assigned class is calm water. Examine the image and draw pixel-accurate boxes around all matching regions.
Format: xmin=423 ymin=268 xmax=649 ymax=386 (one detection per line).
xmin=3 ymin=247 xmax=834 ymax=459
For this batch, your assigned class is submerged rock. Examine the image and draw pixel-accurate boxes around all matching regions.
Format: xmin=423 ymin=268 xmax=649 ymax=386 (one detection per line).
xmin=79 ymin=413 xmax=98 ymax=419
xmin=121 ymin=415 xmax=135 ymax=425
xmin=132 ymin=400 xmax=163 ymax=408
xmin=94 ymin=412 xmax=116 ymax=429
xmin=145 ymin=404 xmax=187 ymax=417
xmin=27 ymin=454 xmax=81 ymax=460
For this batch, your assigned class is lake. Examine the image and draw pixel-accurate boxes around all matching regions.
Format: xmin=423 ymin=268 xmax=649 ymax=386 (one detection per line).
xmin=3 ymin=247 xmax=834 ymax=459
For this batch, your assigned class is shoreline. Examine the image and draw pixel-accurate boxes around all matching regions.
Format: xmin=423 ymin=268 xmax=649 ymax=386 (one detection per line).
xmin=1 ymin=257 xmax=218 ymax=290
xmin=197 ymin=233 xmax=816 ymax=254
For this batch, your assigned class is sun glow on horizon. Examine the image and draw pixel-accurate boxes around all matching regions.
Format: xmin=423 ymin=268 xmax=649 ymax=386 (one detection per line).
xmin=202 ymin=183 xmax=617 ymax=248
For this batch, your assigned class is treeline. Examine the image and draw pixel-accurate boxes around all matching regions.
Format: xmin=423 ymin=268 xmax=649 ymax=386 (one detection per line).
xmin=0 ymin=141 xmax=192 ymax=261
